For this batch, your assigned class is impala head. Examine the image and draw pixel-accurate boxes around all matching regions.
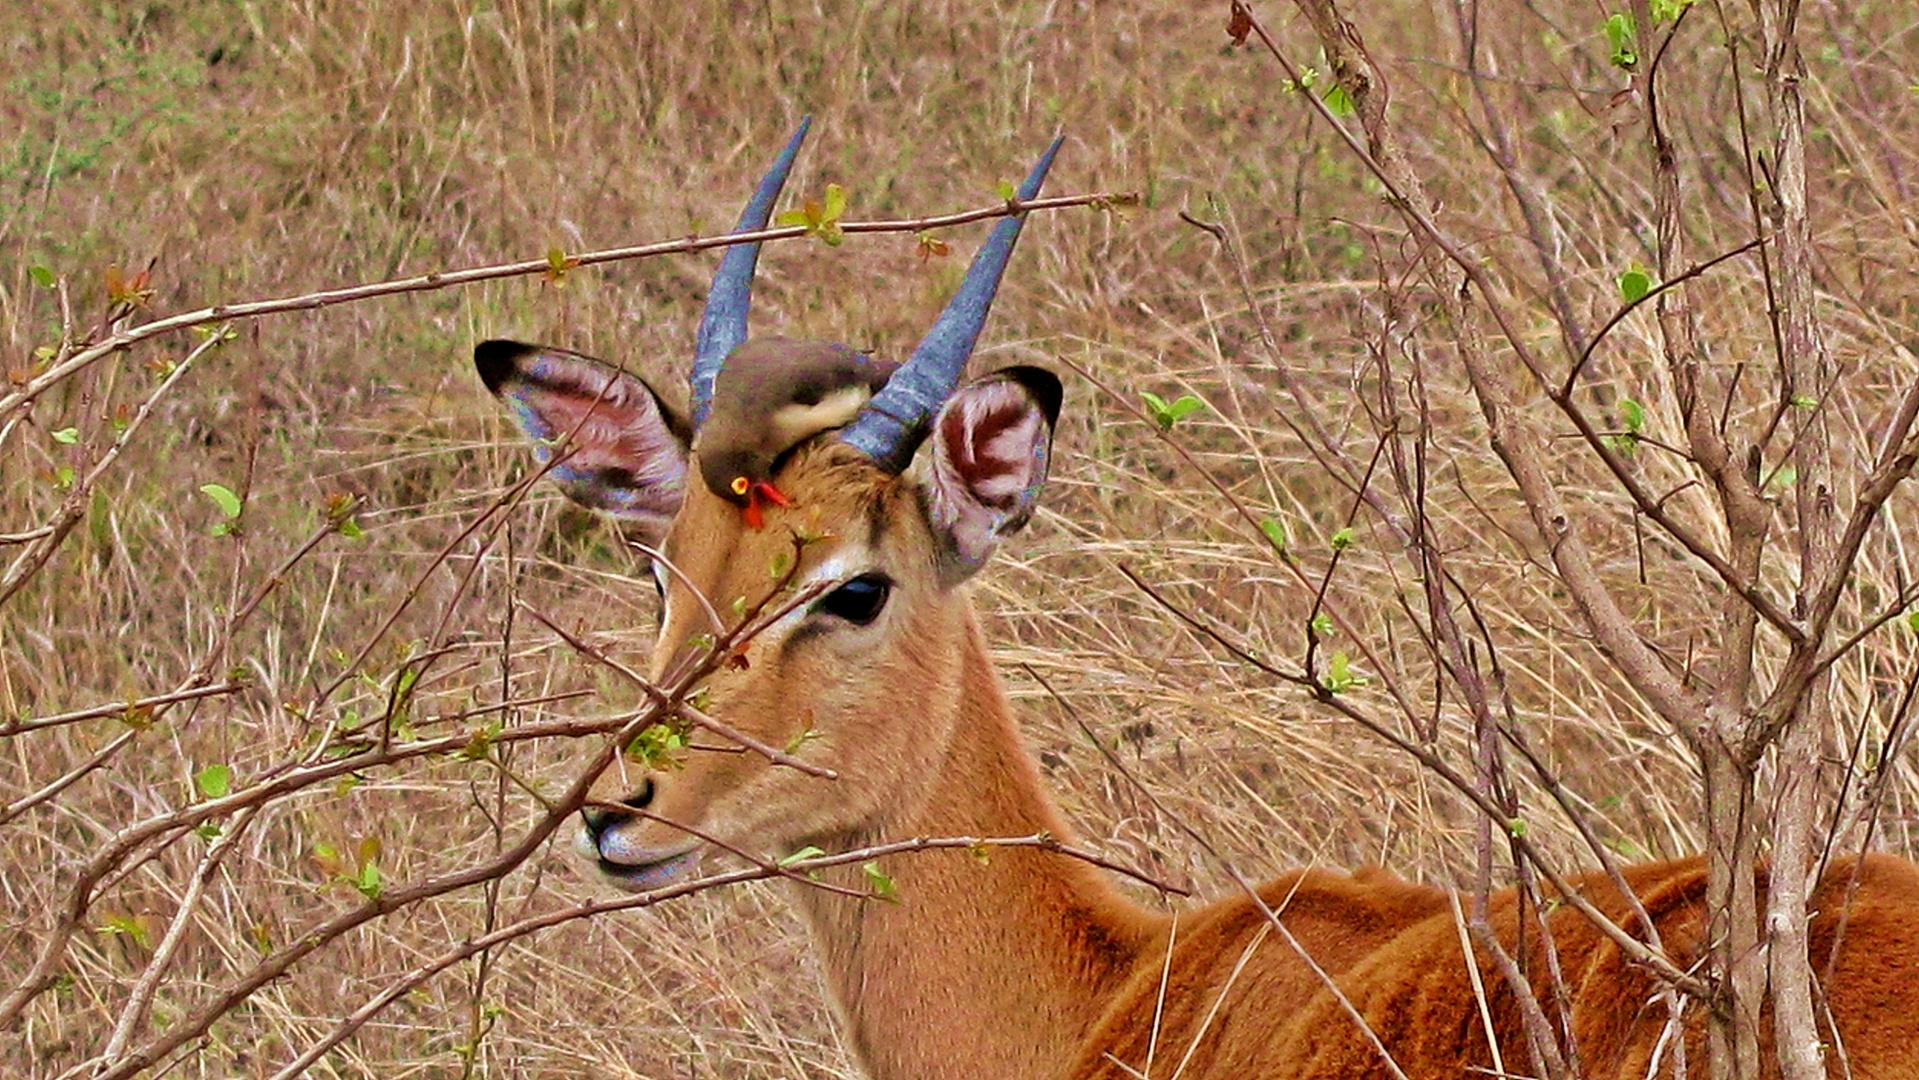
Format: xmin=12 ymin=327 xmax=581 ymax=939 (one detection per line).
xmin=479 ymin=123 xmax=1063 ymax=891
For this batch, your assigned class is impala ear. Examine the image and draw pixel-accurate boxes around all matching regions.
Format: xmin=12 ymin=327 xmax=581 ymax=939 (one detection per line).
xmin=925 ymin=366 xmax=1062 ymax=585
xmin=476 ymin=340 xmax=692 ymax=543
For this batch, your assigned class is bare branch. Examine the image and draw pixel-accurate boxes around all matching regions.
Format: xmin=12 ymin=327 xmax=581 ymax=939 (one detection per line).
xmin=0 ymin=192 xmax=1135 ymax=427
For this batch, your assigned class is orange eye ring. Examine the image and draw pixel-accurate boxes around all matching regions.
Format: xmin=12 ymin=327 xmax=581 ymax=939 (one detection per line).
xmin=730 ymin=476 xmax=751 ymax=496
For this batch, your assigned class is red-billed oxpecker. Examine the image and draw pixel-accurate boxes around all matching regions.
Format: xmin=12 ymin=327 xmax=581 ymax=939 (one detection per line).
xmin=696 ymin=338 xmax=898 ymax=528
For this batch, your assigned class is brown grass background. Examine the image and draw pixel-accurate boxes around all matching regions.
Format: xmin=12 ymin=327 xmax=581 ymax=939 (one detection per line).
xmin=4 ymin=0 xmax=1918 ymax=1076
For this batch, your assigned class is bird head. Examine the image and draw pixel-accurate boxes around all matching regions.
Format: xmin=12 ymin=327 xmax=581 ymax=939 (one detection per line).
xmin=694 ymin=337 xmax=898 ymax=526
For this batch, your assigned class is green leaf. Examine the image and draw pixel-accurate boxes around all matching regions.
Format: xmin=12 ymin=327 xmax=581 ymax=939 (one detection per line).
xmin=1507 ymin=817 xmax=1530 ymax=838
xmin=1790 ymin=394 xmax=1818 ymax=410
xmin=1330 ymin=526 xmax=1356 ymax=552
xmin=310 ymin=842 xmax=347 ymax=878
xmin=1259 ymin=517 xmax=1288 ymax=554
xmin=778 ymin=845 xmax=826 ymax=868
xmin=456 ymin=720 xmax=502 ymax=762
xmin=29 ymin=265 xmax=57 ymax=288
xmin=1616 ymin=264 xmax=1654 ymax=304
xmin=996 ymin=179 xmax=1017 ymax=202
xmin=543 ymin=247 xmax=577 ymax=283
xmin=1604 ymin=12 xmax=1638 ymax=69
xmin=1323 ymin=83 xmax=1356 ymax=118
xmin=624 ymin=723 xmax=688 ymax=769
xmin=354 ymin=861 xmax=383 ymax=899
xmin=200 ymin=483 xmax=242 ymax=519
xmin=1649 ymin=0 xmax=1695 ymax=24
xmin=862 ymin=860 xmax=899 ymax=902
xmin=1310 ymin=612 xmax=1334 ymax=637
xmin=194 ymin=762 xmax=232 ymax=799
xmin=1906 ymin=611 xmax=1919 ymax=634
xmin=1321 ymin=651 xmax=1370 ymax=693
xmin=821 ymin=183 xmax=848 ymax=222
xmin=51 ymin=426 xmax=79 ymax=444
xmin=1141 ymin=392 xmax=1205 ymax=432
xmin=97 ymin=914 xmax=150 ymax=948
xmin=779 ymin=188 xmax=847 ymax=246
xmin=1163 ymin=395 xmax=1205 ymax=423
xmin=193 ymin=822 xmax=223 ymax=840
xmin=1619 ymin=398 xmax=1645 ymax=434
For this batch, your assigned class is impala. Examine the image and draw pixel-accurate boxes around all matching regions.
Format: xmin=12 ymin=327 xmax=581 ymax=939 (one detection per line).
xmin=479 ymin=124 xmax=1919 ymax=1080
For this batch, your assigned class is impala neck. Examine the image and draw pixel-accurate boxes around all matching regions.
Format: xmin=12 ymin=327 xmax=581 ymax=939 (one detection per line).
xmin=791 ymin=614 xmax=1162 ymax=1080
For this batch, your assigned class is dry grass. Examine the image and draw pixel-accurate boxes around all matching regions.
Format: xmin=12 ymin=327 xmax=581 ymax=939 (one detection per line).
xmin=4 ymin=0 xmax=1918 ymax=1076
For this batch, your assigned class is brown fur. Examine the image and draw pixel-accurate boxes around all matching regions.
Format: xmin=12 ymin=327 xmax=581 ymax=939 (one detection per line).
xmin=593 ymin=441 xmax=1919 ymax=1080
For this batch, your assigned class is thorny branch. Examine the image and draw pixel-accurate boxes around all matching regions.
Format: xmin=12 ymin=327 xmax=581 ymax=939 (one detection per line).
xmin=1234 ymin=0 xmax=1801 ymax=665
xmin=0 ymin=191 xmax=1134 ymax=428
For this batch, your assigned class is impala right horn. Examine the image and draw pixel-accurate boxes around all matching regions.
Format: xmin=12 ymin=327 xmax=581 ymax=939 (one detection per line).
xmin=838 ymin=136 xmax=1063 ymax=474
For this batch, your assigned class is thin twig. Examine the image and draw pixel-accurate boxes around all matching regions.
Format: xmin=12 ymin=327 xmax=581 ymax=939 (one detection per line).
xmin=0 ymin=191 xmax=1134 ymax=425
xmin=0 ymin=682 xmax=246 ymax=738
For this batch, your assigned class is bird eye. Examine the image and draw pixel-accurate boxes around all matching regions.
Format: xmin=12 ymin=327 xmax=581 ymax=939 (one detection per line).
xmin=817 ymin=573 xmax=891 ymax=626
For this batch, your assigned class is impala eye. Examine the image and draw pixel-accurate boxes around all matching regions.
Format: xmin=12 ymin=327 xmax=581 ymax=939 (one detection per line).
xmin=817 ymin=573 xmax=891 ymax=626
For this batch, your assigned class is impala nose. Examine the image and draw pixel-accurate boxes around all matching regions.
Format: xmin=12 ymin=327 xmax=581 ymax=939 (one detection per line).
xmin=581 ymin=778 xmax=655 ymax=842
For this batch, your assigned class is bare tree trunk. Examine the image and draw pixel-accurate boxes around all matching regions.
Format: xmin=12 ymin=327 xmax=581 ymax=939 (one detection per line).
xmin=1702 ymin=735 xmax=1764 ymax=1080
xmin=1751 ymin=0 xmax=1837 ymax=1075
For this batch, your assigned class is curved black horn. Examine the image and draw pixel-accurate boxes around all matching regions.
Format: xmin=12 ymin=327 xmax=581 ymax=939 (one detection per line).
xmin=690 ymin=117 xmax=812 ymax=428
xmin=839 ymin=136 xmax=1063 ymax=473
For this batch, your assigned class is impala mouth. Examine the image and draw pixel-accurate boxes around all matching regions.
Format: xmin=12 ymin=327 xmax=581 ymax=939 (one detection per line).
xmin=594 ymin=846 xmax=703 ymax=893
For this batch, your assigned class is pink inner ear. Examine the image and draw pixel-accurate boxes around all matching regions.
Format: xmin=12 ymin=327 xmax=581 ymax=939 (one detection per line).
xmin=536 ymin=387 xmax=685 ymax=490
xmin=511 ymin=359 xmax=685 ymax=492
xmin=929 ymin=379 xmax=1051 ymax=571
xmin=492 ymin=349 xmax=691 ymax=528
xmin=938 ymin=385 xmax=1046 ymax=508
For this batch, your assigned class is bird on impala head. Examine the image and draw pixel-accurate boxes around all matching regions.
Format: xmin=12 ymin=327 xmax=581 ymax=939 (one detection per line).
xmin=693 ymin=336 xmax=899 ymax=528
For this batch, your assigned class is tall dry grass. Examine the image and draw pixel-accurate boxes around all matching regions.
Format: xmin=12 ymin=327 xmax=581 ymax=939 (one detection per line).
xmin=3 ymin=0 xmax=1917 ymax=1076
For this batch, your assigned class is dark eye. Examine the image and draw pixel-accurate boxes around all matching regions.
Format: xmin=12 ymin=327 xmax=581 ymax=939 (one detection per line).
xmin=817 ymin=573 xmax=891 ymax=626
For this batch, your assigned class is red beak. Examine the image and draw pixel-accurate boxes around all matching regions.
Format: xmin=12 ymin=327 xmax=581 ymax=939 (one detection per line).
xmin=740 ymin=480 xmax=792 ymax=530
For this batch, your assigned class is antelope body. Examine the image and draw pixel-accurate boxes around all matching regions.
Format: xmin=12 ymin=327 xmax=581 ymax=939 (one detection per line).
xmin=480 ymin=124 xmax=1919 ymax=1079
